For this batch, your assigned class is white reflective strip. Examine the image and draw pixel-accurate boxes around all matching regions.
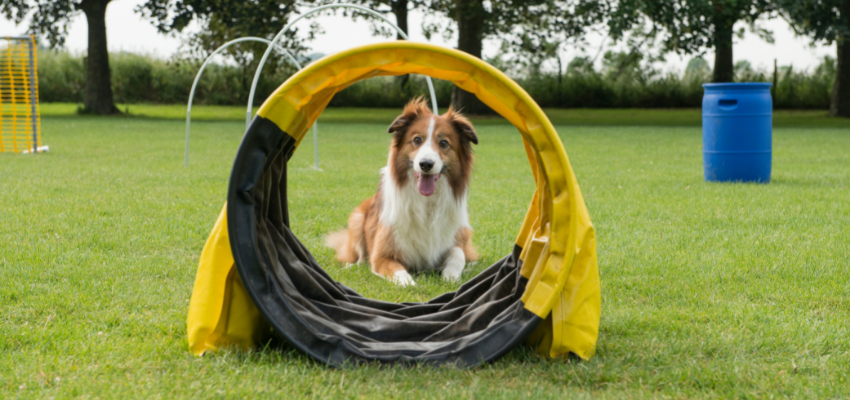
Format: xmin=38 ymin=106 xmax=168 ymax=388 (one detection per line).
xmin=426 ymin=116 xmax=435 ymax=144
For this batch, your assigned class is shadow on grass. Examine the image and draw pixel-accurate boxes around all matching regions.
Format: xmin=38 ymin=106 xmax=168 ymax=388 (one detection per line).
xmin=208 ymin=340 xmax=583 ymax=372
xmin=767 ymin=177 xmax=849 ymax=188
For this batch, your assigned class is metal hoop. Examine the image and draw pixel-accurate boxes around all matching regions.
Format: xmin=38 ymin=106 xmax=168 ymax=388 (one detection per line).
xmin=246 ymin=3 xmax=440 ymax=125
xmin=185 ymin=37 xmax=300 ymax=167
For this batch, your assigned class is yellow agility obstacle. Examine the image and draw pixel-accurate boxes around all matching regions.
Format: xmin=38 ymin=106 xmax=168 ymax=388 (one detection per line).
xmin=0 ymin=35 xmax=42 ymax=154
xmin=188 ymin=42 xmax=600 ymax=367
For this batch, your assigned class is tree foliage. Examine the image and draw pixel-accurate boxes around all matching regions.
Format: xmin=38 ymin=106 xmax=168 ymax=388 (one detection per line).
xmin=137 ymin=0 xmax=317 ymax=63
xmin=611 ymin=0 xmax=773 ymax=53
xmin=497 ymin=0 xmax=610 ymax=68
xmin=610 ymin=0 xmax=774 ymax=82
xmin=0 ymin=0 xmax=79 ymax=47
xmin=421 ymin=0 xmax=605 ymax=43
xmin=776 ymin=0 xmax=850 ymax=117
xmin=1 ymin=0 xmax=119 ymax=114
xmin=137 ymin=0 xmax=323 ymax=99
xmin=418 ymin=0 xmax=608 ymax=113
xmin=777 ymin=0 xmax=850 ymax=43
xmin=312 ymin=0 xmax=428 ymax=39
xmin=310 ymin=0 xmax=431 ymax=89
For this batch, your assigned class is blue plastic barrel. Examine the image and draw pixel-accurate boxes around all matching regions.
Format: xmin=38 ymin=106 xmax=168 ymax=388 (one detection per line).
xmin=702 ymin=83 xmax=772 ymax=183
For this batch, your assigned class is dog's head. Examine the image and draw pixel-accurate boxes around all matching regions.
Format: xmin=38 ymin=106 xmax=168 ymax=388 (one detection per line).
xmin=387 ymin=97 xmax=478 ymax=198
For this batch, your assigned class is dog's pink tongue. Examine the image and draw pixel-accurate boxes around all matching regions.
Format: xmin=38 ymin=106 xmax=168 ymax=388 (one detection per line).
xmin=418 ymin=173 xmax=438 ymax=196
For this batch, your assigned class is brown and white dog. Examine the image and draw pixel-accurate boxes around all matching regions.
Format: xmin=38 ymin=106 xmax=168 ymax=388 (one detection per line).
xmin=325 ymin=97 xmax=479 ymax=286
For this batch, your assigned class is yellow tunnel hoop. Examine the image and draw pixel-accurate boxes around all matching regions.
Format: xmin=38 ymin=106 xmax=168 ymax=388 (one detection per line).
xmin=188 ymin=41 xmax=599 ymax=362
xmin=255 ymin=41 xmax=594 ymax=320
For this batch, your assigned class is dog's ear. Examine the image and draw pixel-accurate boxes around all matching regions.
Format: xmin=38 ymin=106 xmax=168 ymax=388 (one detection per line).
xmin=388 ymin=96 xmax=431 ymax=137
xmin=446 ymin=107 xmax=478 ymax=145
xmin=387 ymin=115 xmax=410 ymax=134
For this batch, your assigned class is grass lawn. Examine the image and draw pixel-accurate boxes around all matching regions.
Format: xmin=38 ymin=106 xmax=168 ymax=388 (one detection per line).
xmin=40 ymin=102 xmax=850 ymax=128
xmin=1 ymin=110 xmax=848 ymax=398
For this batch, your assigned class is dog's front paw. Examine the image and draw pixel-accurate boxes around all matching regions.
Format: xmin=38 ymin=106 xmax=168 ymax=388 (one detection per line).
xmin=441 ymin=247 xmax=466 ymax=283
xmin=392 ymin=270 xmax=416 ymax=287
xmin=442 ymin=267 xmax=463 ymax=283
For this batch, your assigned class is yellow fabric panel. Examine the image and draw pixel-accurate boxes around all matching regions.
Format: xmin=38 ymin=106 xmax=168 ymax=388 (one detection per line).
xmin=517 ymin=140 xmax=541 ymax=266
xmin=551 ymin=214 xmax=600 ymax=359
xmin=190 ymin=41 xmax=598 ymax=360
xmin=187 ymin=204 xmax=269 ymax=355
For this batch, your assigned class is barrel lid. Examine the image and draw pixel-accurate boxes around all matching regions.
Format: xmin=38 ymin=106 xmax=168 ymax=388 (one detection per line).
xmin=703 ymin=82 xmax=772 ymax=91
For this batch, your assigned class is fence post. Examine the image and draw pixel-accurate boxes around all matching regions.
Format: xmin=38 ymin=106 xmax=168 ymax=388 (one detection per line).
xmin=772 ymin=59 xmax=777 ymax=102
xmin=27 ymin=36 xmax=39 ymax=153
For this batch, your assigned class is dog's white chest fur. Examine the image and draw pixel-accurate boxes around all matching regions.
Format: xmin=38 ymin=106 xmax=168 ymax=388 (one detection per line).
xmin=379 ymin=167 xmax=469 ymax=271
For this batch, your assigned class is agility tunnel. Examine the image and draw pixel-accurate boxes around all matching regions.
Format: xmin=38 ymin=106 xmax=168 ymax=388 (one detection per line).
xmin=187 ymin=42 xmax=600 ymax=367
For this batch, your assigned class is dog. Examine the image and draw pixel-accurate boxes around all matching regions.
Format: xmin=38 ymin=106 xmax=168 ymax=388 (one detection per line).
xmin=325 ymin=97 xmax=479 ymax=286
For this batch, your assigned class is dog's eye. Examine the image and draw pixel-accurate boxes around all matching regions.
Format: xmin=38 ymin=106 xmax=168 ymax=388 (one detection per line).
xmin=439 ymin=140 xmax=449 ymax=149
xmin=413 ymin=137 xmax=422 ymax=145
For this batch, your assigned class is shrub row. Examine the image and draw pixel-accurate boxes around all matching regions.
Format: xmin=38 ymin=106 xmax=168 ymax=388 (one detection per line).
xmin=37 ymin=50 xmax=295 ymax=106
xmin=36 ymin=49 xmax=835 ymax=109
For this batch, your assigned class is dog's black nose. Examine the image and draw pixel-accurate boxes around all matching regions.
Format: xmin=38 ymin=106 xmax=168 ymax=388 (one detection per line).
xmin=419 ymin=160 xmax=434 ymax=172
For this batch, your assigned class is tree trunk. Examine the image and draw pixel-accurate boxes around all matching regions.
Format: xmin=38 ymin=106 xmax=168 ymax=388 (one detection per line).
xmin=451 ymin=0 xmax=491 ymax=114
xmin=392 ymin=0 xmax=408 ymax=40
xmin=712 ymin=16 xmax=735 ymax=83
xmin=557 ymin=55 xmax=563 ymax=106
xmin=393 ymin=0 xmax=410 ymax=89
xmin=772 ymin=58 xmax=777 ymax=100
xmin=80 ymin=0 xmax=119 ymax=115
xmin=831 ymin=38 xmax=850 ymax=117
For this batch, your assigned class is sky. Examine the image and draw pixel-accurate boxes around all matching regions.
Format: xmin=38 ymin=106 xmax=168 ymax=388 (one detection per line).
xmin=0 ymin=0 xmax=836 ymax=74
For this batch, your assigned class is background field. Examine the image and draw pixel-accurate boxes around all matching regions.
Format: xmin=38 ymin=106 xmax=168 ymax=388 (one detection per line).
xmin=37 ymin=50 xmax=839 ymax=110
xmin=1 ymin=110 xmax=848 ymax=398
xmin=39 ymin=103 xmax=850 ymax=128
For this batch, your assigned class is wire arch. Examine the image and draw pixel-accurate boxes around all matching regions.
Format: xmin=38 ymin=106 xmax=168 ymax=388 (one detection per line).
xmin=246 ymin=3 xmax=440 ymax=123
xmin=185 ymin=37 xmax=301 ymax=167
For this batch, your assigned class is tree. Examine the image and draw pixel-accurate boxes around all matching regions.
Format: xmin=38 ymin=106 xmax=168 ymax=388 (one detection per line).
xmin=611 ymin=0 xmax=773 ymax=83
xmin=425 ymin=0 xmax=510 ymax=114
xmin=493 ymin=1 xmax=609 ymax=103
xmin=684 ymin=57 xmax=711 ymax=81
xmin=425 ymin=0 xmax=607 ymax=114
xmin=317 ymin=0 xmax=428 ymax=87
xmin=321 ymin=0 xmax=427 ymax=40
xmin=1 ymin=0 xmax=119 ymax=114
xmin=137 ymin=0 xmax=316 ymax=100
xmin=777 ymin=0 xmax=850 ymax=117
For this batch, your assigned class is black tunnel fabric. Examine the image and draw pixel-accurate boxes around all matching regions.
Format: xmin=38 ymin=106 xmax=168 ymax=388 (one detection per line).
xmin=226 ymin=116 xmax=542 ymax=367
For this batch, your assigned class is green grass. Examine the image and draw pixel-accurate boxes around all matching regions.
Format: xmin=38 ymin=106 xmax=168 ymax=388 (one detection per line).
xmin=39 ymin=102 xmax=850 ymax=128
xmin=1 ymin=112 xmax=849 ymax=398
